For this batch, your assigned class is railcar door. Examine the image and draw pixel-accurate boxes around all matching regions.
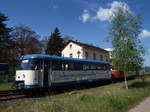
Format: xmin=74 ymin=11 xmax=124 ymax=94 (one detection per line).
xmin=43 ymin=60 xmax=50 ymax=87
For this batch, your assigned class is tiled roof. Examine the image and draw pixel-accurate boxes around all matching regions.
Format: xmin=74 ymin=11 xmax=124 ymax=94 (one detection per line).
xmin=63 ymin=40 xmax=108 ymax=53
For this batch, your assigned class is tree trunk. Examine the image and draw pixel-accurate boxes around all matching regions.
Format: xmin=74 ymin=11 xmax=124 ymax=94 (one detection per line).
xmin=123 ymin=71 xmax=128 ymax=89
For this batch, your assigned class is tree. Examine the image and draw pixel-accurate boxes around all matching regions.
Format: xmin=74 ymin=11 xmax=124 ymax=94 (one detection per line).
xmin=46 ymin=27 xmax=64 ymax=56
xmin=8 ymin=25 xmax=43 ymax=73
xmin=11 ymin=25 xmax=43 ymax=56
xmin=108 ymin=7 xmax=145 ymax=89
xmin=63 ymin=35 xmax=73 ymax=44
xmin=0 ymin=13 xmax=12 ymax=63
xmin=40 ymin=36 xmax=49 ymax=54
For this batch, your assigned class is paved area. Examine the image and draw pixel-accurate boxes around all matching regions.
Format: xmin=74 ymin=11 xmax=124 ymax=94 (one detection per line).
xmin=129 ymin=97 xmax=150 ymax=112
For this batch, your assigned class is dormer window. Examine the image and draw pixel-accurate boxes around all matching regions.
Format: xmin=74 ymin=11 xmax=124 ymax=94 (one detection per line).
xmin=70 ymin=44 xmax=72 ymax=49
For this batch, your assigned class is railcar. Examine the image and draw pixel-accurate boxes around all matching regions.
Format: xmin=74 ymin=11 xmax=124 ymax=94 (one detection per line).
xmin=15 ymin=54 xmax=111 ymax=89
xmin=109 ymin=63 xmax=124 ymax=80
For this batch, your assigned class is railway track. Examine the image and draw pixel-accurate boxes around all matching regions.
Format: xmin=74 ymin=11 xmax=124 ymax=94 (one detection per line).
xmin=0 ymin=90 xmax=26 ymax=101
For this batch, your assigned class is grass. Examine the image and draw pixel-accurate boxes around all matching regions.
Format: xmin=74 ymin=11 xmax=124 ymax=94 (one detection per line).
xmin=1 ymin=76 xmax=150 ymax=112
xmin=0 ymin=75 xmax=8 ymax=82
xmin=0 ymin=75 xmax=14 ymax=90
xmin=0 ymin=82 xmax=13 ymax=90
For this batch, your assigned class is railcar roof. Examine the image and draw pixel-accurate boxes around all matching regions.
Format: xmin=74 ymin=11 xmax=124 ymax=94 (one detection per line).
xmin=21 ymin=54 xmax=109 ymax=64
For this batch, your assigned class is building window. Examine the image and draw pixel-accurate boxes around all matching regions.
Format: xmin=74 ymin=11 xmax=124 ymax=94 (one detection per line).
xmin=77 ymin=51 xmax=81 ymax=58
xmin=103 ymin=55 xmax=105 ymax=61
xmin=106 ymin=55 xmax=109 ymax=61
xmin=93 ymin=53 xmax=96 ymax=60
xmin=70 ymin=44 xmax=72 ymax=49
xmin=105 ymin=55 xmax=109 ymax=61
xmin=69 ymin=53 xmax=73 ymax=58
xmin=100 ymin=55 xmax=103 ymax=60
xmin=85 ymin=52 xmax=88 ymax=59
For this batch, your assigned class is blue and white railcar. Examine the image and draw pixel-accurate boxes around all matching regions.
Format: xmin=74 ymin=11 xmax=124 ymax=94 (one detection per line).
xmin=15 ymin=54 xmax=111 ymax=89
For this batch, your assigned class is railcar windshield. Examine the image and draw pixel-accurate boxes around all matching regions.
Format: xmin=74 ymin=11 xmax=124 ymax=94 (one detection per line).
xmin=17 ymin=59 xmax=41 ymax=70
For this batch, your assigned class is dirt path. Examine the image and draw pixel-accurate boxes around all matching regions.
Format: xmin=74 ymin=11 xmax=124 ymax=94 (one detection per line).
xmin=129 ymin=97 xmax=150 ymax=112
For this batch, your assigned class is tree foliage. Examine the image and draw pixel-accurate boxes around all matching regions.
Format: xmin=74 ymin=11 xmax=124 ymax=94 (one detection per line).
xmin=11 ymin=25 xmax=43 ymax=56
xmin=109 ymin=8 xmax=145 ymax=72
xmin=63 ymin=35 xmax=73 ymax=44
xmin=108 ymin=8 xmax=145 ymax=89
xmin=7 ymin=25 xmax=43 ymax=73
xmin=46 ymin=27 xmax=64 ymax=56
xmin=0 ymin=13 xmax=12 ymax=63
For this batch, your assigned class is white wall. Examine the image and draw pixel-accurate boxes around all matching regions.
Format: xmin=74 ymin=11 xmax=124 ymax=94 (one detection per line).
xmin=62 ymin=42 xmax=84 ymax=59
xmin=83 ymin=48 xmax=109 ymax=61
xmin=62 ymin=42 xmax=109 ymax=61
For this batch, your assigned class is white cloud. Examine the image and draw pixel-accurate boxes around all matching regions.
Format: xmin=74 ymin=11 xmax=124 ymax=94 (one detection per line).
xmin=80 ymin=1 xmax=130 ymax=23
xmin=93 ymin=1 xmax=130 ymax=21
xmin=105 ymin=48 xmax=114 ymax=51
xmin=139 ymin=30 xmax=150 ymax=39
xmin=80 ymin=10 xmax=91 ymax=23
xmin=93 ymin=8 xmax=113 ymax=21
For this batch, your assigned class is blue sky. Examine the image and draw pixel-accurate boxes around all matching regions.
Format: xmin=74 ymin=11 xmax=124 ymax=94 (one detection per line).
xmin=0 ymin=0 xmax=150 ymax=66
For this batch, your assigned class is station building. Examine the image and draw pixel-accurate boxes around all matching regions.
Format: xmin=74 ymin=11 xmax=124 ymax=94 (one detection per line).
xmin=61 ymin=40 xmax=109 ymax=61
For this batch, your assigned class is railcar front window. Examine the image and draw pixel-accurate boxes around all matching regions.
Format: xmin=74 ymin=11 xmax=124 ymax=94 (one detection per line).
xmin=17 ymin=59 xmax=41 ymax=70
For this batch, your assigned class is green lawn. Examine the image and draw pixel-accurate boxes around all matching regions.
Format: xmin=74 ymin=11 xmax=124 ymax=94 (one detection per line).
xmin=0 ymin=82 xmax=13 ymax=90
xmin=0 ymin=75 xmax=14 ymax=90
xmin=1 ymin=76 xmax=150 ymax=112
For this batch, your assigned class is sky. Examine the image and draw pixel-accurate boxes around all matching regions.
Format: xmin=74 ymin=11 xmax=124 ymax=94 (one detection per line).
xmin=0 ymin=0 xmax=150 ymax=66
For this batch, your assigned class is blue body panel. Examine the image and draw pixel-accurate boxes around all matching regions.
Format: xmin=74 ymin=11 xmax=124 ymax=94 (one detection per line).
xmin=18 ymin=84 xmax=39 ymax=89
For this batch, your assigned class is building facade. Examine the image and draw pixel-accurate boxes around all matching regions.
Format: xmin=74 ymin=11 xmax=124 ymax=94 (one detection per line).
xmin=61 ymin=40 xmax=109 ymax=61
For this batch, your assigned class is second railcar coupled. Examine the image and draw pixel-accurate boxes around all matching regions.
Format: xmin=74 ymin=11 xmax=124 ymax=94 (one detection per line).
xmin=15 ymin=54 xmax=111 ymax=89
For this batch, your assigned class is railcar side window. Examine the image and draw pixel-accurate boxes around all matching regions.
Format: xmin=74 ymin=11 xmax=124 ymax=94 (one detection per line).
xmin=74 ymin=62 xmax=83 ymax=70
xmin=68 ymin=63 xmax=74 ymax=70
xmin=60 ymin=62 xmax=68 ymax=71
xmin=31 ymin=60 xmax=41 ymax=70
xmin=90 ymin=64 xmax=97 ymax=70
xmin=83 ymin=63 xmax=108 ymax=70
xmin=83 ymin=64 xmax=90 ymax=70
xmin=101 ymin=64 xmax=108 ymax=70
xmin=52 ymin=61 xmax=62 ymax=70
xmin=65 ymin=64 xmax=68 ymax=70
xmin=97 ymin=64 xmax=102 ymax=70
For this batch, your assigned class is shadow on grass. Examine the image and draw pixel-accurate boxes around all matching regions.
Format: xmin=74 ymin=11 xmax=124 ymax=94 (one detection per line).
xmin=22 ymin=80 xmax=112 ymax=98
xmin=129 ymin=81 xmax=150 ymax=88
